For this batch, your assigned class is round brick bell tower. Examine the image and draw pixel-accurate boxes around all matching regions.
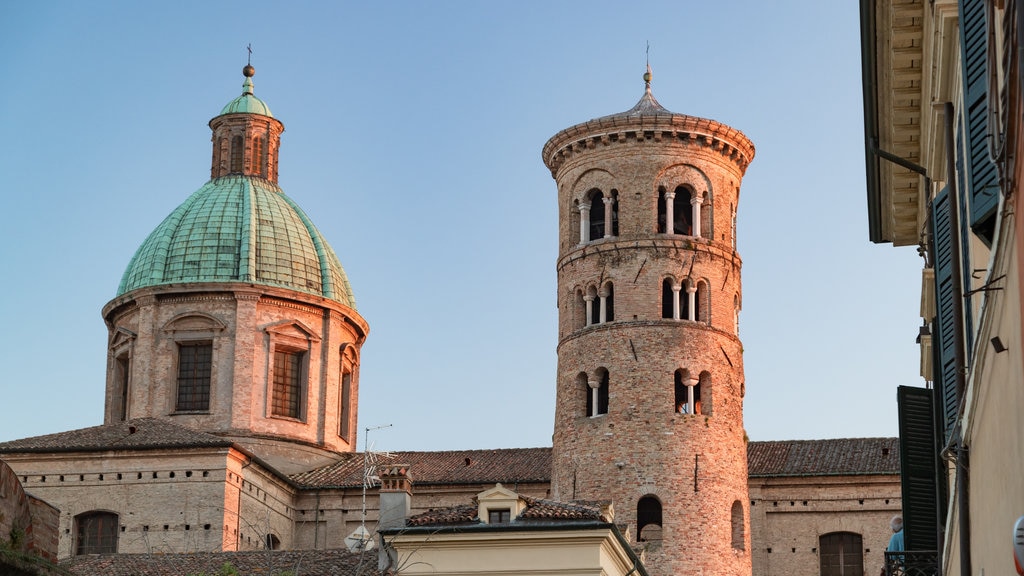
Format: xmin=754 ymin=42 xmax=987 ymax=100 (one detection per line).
xmin=544 ymin=68 xmax=755 ymax=576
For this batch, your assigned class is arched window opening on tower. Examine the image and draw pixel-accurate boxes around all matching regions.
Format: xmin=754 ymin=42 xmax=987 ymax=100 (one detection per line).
xmin=600 ymin=282 xmax=614 ymax=323
xmin=636 ymin=496 xmax=663 ymax=542
xmin=699 ymin=190 xmax=712 ymax=240
xmin=585 ymin=286 xmax=598 ymax=326
xmin=271 ymin=348 xmax=306 ymax=419
xmin=586 ymin=369 xmax=609 ymax=417
xmin=588 ymin=189 xmax=605 ymax=241
xmin=115 ymin=352 xmax=130 ymax=421
xmin=734 ymin=294 xmax=740 ymax=335
xmin=573 ymin=289 xmax=587 ymax=330
xmin=339 ymin=369 xmax=353 ymax=441
xmin=661 ymin=278 xmax=676 ymax=319
xmin=697 ymin=371 xmax=711 ymax=416
xmin=695 ymin=280 xmax=709 ymax=325
xmin=572 ymin=199 xmax=582 ymax=244
xmin=75 ymin=511 xmax=118 ymax=555
xmin=674 ymin=369 xmax=690 ymax=414
xmin=230 ymin=135 xmax=244 ymax=173
xmin=730 ymin=203 xmax=737 ymax=249
xmin=175 ymin=341 xmax=212 ymax=412
xmin=657 ymin=186 xmax=694 ymax=234
xmin=819 ymin=532 xmax=863 ymax=576
xmin=252 ymin=136 xmax=264 ymax=177
xmin=731 ymin=500 xmax=745 ymax=550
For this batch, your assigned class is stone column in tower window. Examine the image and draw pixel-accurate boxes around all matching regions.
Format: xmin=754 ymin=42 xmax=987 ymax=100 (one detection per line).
xmin=603 ymin=196 xmax=615 ymax=238
xmin=579 ymin=202 xmax=591 ymax=243
xmin=672 ymin=282 xmax=682 ymax=320
xmin=691 ymin=193 xmax=704 ymax=238
xmin=686 ymin=283 xmax=697 ymax=321
xmin=664 ymin=189 xmax=676 ymax=234
xmin=584 ymin=293 xmax=595 ymax=327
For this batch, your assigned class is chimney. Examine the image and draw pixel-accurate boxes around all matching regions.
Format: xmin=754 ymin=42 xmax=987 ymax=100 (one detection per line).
xmin=378 ymin=464 xmax=413 ymax=531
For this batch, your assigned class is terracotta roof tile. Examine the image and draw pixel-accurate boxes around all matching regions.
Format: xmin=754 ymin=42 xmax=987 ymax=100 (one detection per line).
xmin=290 ymin=447 xmax=551 ymax=488
xmin=0 ymin=419 xmax=233 ymax=454
xmin=747 ymin=437 xmax=899 ymax=477
xmin=406 ymin=497 xmax=607 ymax=528
xmin=61 ymin=549 xmax=377 ymax=576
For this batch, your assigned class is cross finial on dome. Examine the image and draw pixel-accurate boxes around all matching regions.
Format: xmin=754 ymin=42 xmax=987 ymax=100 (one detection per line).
xmin=242 ymin=45 xmax=256 ymax=95
xmin=643 ymin=42 xmax=653 ymax=92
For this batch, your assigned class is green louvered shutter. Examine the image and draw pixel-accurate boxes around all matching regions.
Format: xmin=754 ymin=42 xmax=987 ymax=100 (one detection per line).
xmin=959 ymin=0 xmax=1000 ymax=245
xmin=931 ymin=187 xmax=960 ymax=444
xmin=897 ymin=386 xmax=941 ymax=551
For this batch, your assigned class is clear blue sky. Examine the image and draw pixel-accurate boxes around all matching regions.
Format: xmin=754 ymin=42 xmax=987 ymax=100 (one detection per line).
xmin=0 ymin=1 xmax=923 ymax=451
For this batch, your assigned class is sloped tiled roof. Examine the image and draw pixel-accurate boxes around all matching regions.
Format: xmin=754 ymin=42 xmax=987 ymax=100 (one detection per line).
xmin=290 ymin=447 xmax=551 ymax=488
xmin=747 ymin=437 xmax=900 ymax=477
xmin=406 ymin=496 xmax=607 ymax=527
xmin=61 ymin=549 xmax=377 ymax=576
xmin=0 ymin=419 xmax=232 ymax=454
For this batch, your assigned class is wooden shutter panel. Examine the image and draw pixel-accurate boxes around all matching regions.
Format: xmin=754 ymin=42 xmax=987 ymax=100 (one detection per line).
xmin=959 ymin=0 xmax=1000 ymax=245
xmin=931 ymin=187 xmax=959 ymax=445
xmin=897 ymin=386 xmax=941 ymax=551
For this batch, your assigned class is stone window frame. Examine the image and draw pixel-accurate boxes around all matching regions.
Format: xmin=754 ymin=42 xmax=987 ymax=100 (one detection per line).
xmin=338 ymin=343 xmax=359 ymax=441
xmin=163 ymin=313 xmax=226 ymax=416
xmin=109 ymin=327 xmax=136 ymax=422
xmin=264 ymin=320 xmax=320 ymax=423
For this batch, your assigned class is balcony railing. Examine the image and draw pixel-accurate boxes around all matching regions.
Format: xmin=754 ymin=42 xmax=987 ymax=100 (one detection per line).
xmin=883 ymin=550 xmax=939 ymax=576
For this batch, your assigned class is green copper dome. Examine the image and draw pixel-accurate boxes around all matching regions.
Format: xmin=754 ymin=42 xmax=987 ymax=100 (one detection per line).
xmin=219 ymin=75 xmax=273 ymax=117
xmin=117 ymin=175 xmax=355 ymax=308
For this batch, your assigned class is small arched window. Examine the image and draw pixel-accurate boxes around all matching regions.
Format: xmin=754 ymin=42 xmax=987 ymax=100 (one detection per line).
xmin=674 ymin=186 xmax=693 ymax=235
xmin=602 ymin=282 xmax=614 ymax=323
xmin=699 ymin=190 xmax=712 ymax=239
xmin=586 ymin=369 xmax=609 ymax=417
xmin=586 ymin=285 xmax=599 ymax=326
xmin=637 ymin=496 xmax=663 ymax=542
xmin=731 ymin=500 xmax=745 ymax=550
xmin=609 ymin=189 xmax=619 ymax=237
xmin=695 ymin=280 xmax=709 ymax=325
xmin=252 ymin=136 xmax=264 ymax=177
xmin=662 ymin=279 xmax=675 ymax=319
xmin=75 ymin=511 xmax=118 ymax=555
xmin=230 ymin=135 xmax=244 ymax=173
xmin=265 ymin=533 xmax=281 ymax=550
xmin=819 ymin=532 xmax=864 ymax=576
xmin=697 ymin=371 xmax=711 ymax=416
xmin=674 ymin=369 xmax=689 ymax=413
xmin=588 ymin=189 xmax=605 ymax=241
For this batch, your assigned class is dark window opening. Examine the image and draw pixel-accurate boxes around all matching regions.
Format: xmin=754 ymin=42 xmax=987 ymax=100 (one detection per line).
xmin=674 ymin=370 xmax=688 ymax=413
xmin=75 ymin=511 xmax=118 ymax=555
xmin=637 ymin=496 xmax=663 ymax=542
xmin=488 ymin=509 xmax=511 ymax=524
xmin=272 ymin=349 xmax=304 ymax=419
xmin=265 ymin=533 xmax=281 ymax=550
xmin=819 ymin=532 xmax=863 ymax=576
xmin=662 ymin=279 xmax=674 ymax=319
xmin=731 ymin=500 xmax=745 ymax=550
xmin=674 ymin=186 xmax=693 ymax=235
xmin=340 ymin=370 xmax=352 ymax=440
xmin=657 ymin=187 xmax=667 ymax=233
xmin=609 ymin=189 xmax=619 ymax=236
xmin=230 ymin=136 xmax=243 ymax=173
xmin=116 ymin=354 xmax=129 ymax=421
xmin=176 ymin=342 xmax=212 ymax=412
xmin=589 ymin=190 xmax=605 ymax=240
xmin=596 ymin=370 xmax=609 ymax=416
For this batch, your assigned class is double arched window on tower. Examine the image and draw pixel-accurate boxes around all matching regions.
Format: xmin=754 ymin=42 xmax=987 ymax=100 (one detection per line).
xmin=658 ymin=185 xmax=711 ymax=239
xmin=577 ymin=188 xmax=618 ymax=243
xmin=674 ymin=369 xmax=711 ymax=415
xmin=661 ymin=278 xmax=708 ymax=324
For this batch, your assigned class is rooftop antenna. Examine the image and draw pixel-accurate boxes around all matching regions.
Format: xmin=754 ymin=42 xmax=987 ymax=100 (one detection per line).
xmin=359 ymin=424 xmax=393 ymax=545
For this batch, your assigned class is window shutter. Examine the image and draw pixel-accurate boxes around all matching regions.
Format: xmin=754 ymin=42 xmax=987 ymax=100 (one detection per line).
xmin=931 ymin=187 xmax=959 ymax=444
xmin=897 ymin=386 xmax=941 ymax=551
xmin=959 ymin=0 xmax=1000 ymax=245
